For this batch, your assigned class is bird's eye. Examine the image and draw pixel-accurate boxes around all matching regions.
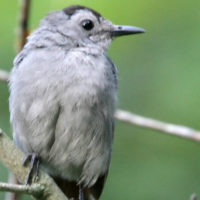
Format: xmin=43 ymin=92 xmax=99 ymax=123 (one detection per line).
xmin=81 ymin=19 xmax=94 ymax=31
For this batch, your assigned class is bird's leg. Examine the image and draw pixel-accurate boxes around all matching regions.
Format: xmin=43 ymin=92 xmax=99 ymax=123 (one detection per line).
xmin=78 ymin=184 xmax=84 ymax=200
xmin=23 ymin=153 xmax=40 ymax=184
xmin=35 ymin=156 xmax=40 ymax=177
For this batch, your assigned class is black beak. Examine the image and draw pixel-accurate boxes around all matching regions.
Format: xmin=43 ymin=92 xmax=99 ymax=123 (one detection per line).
xmin=111 ymin=25 xmax=145 ymax=37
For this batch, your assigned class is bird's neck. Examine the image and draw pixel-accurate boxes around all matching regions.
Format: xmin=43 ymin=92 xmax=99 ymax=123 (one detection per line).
xmin=24 ymin=27 xmax=109 ymax=56
xmin=25 ymin=27 xmax=77 ymax=51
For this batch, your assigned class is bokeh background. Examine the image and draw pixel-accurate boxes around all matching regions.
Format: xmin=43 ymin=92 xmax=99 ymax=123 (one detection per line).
xmin=1 ymin=0 xmax=200 ymax=199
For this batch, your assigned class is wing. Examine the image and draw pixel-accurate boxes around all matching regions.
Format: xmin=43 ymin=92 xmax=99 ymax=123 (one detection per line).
xmin=9 ymin=49 xmax=62 ymax=160
xmin=88 ymin=119 xmax=115 ymax=199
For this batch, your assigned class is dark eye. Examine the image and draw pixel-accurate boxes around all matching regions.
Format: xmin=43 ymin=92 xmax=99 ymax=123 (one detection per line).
xmin=81 ymin=19 xmax=94 ymax=31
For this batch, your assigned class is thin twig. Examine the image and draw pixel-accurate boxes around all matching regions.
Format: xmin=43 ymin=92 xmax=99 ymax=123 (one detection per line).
xmin=1 ymin=71 xmax=200 ymax=143
xmin=5 ymin=172 xmax=19 ymax=200
xmin=18 ymin=0 xmax=31 ymax=51
xmin=115 ymin=109 xmax=200 ymax=142
xmin=6 ymin=2 xmax=32 ymax=199
xmin=0 ymin=182 xmax=44 ymax=197
xmin=190 ymin=193 xmax=197 ymax=200
xmin=1 ymin=69 xmax=200 ymax=143
xmin=0 ymin=70 xmax=9 ymax=82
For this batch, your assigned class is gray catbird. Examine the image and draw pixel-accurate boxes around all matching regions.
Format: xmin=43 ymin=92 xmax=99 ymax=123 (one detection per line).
xmin=9 ymin=5 xmax=145 ymax=200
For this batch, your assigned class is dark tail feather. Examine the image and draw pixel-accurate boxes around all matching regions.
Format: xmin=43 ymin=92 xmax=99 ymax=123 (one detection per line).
xmin=53 ymin=174 xmax=108 ymax=200
xmin=53 ymin=177 xmax=79 ymax=199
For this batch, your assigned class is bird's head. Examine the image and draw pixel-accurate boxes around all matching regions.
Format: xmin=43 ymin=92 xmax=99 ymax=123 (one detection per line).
xmin=39 ymin=5 xmax=145 ymax=51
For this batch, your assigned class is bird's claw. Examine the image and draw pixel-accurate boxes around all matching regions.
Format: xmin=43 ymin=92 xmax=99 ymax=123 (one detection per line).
xmin=23 ymin=153 xmax=40 ymax=184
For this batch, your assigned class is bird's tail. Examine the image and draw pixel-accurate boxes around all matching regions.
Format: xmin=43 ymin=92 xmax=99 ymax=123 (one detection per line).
xmin=53 ymin=175 xmax=107 ymax=200
xmin=53 ymin=177 xmax=91 ymax=200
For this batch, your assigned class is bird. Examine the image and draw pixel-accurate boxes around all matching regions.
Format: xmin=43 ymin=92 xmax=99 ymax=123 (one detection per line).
xmin=9 ymin=5 xmax=145 ymax=200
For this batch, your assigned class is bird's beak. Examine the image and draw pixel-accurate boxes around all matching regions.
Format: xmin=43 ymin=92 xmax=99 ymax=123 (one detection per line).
xmin=111 ymin=25 xmax=145 ymax=37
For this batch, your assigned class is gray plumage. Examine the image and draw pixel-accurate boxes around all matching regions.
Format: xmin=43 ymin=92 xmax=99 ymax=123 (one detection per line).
xmin=9 ymin=5 xmax=144 ymax=199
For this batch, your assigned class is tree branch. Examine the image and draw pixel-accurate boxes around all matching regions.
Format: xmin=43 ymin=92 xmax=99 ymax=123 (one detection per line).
xmin=115 ymin=110 xmax=200 ymax=142
xmin=0 ymin=182 xmax=44 ymax=196
xmin=4 ymin=1 xmax=32 ymax=199
xmin=1 ymin=70 xmax=200 ymax=143
xmin=0 ymin=129 xmax=68 ymax=200
xmin=0 ymin=70 xmax=9 ymax=82
xmin=17 ymin=0 xmax=31 ymax=51
xmin=190 ymin=194 xmax=197 ymax=200
xmin=5 ymin=172 xmax=19 ymax=200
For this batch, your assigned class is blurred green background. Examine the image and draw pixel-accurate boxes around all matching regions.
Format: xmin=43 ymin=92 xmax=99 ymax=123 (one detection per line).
xmin=1 ymin=0 xmax=200 ymax=199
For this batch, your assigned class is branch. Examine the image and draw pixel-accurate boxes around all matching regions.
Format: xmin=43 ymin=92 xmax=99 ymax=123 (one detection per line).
xmin=5 ymin=172 xmax=19 ymax=200
xmin=0 ymin=70 xmax=9 ymax=82
xmin=190 ymin=194 xmax=197 ymax=200
xmin=115 ymin=110 xmax=200 ymax=142
xmin=17 ymin=0 xmax=31 ymax=51
xmin=2 ymin=69 xmax=200 ymax=143
xmin=0 ymin=129 xmax=68 ymax=200
xmin=4 ymin=2 xmax=32 ymax=199
xmin=0 ymin=182 xmax=44 ymax=196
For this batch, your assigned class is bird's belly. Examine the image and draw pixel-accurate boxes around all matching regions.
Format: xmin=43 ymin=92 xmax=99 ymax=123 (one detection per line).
xmin=43 ymin=87 xmax=114 ymax=184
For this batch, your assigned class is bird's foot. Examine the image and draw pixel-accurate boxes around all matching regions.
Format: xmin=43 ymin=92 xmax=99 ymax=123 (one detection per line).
xmin=23 ymin=153 xmax=40 ymax=184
